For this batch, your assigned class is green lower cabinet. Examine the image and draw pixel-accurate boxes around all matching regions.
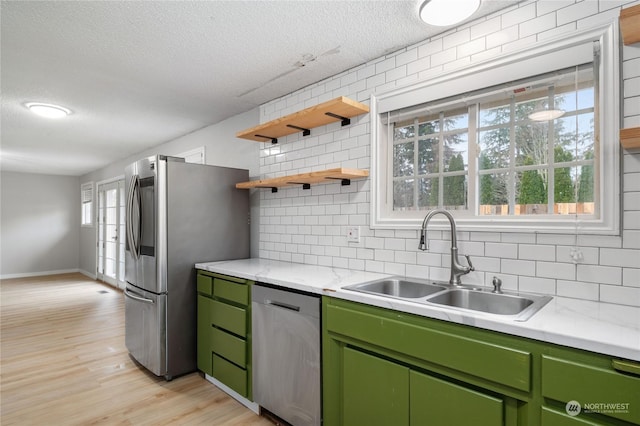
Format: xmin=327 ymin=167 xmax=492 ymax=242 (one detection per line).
xmin=410 ymin=370 xmax=504 ymax=426
xmin=196 ymin=270 xmax=253 ymax=400
xmin=343 ymin=347 xmax=409 ymax=426
xmin=324 ymin=297 xmax=640 ymax=426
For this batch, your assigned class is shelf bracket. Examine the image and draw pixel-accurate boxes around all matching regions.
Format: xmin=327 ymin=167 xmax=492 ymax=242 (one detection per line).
xmin=286 ymin=124 xmax=311 ymax=137
xmin=288 ymin=182 xmax=311 ymax=190
xmin=326 ymin=177 xmax=351 ymax=186
xmin=254 ymin=134 xmax=278 ymax=144
xmin=256 ymin=186 xmax=278 ymax=193
xmin=325 ymin=112 xmax=351 ymax=126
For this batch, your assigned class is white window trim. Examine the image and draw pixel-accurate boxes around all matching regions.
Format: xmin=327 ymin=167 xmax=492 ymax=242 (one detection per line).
xmin=370 ymin=23 xmax=620 ymax=234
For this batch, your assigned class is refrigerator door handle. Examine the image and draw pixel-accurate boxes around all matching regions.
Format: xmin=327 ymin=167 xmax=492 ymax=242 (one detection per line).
xmin=126 ymin=174 xmax=141 ymax=260
xmin=124 ymin=288 xmax=155 ymax=304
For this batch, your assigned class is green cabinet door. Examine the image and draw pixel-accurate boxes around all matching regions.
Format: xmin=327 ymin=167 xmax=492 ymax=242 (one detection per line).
xmin=410 ymin=370 xmax=504 ymax=426
xmin=196 ymin=294 xmax=213 ymax=375
xmin=343 ymin=347 xmax=409 ymax=426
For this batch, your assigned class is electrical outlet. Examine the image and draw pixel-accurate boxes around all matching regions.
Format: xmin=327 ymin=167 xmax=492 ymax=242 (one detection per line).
xmin=347 ymin=226 xmax=360 ymax=243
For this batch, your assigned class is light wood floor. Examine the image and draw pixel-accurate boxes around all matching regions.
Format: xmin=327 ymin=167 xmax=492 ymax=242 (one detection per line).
xmin=0 ymin=273 xmax=273 ymax=425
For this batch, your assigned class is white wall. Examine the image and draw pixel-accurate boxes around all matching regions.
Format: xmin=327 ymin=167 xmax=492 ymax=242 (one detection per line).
xmin=79 ymin=108 xmax=261 ymax=276
xmin=0 ymin=172 xmax=80 ymax=278
xmin=256 ymin=0 xmax=640 ymax=307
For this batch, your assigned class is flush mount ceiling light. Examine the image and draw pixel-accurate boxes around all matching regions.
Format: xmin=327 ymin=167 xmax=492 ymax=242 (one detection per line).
xmin=25 ymin=102 xmax=72 ymax=118
xmin=419 ymin=0 xmax=481 ymax=26
xmin=528 ymin=109 xmax=565 ymax=122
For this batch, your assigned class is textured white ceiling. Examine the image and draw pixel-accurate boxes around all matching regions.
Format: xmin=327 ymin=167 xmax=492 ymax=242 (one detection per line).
xmin=1 ymin=0 xmax=519 ymax=176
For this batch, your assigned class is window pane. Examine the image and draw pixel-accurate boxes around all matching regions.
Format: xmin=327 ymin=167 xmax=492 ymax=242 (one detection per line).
xmin=515 ymin=96 xmax=549 ymax=122
xmin=393 ymin=142 xmax=414 ymax=177
xmin=516 ymin=170 xmax=548 ymax=215
xmin=443 ymin=134 xmax=468 ymax=172
xmin=444 ymin=113 xmax=468 ymax=131
xmin=443 ymin=175 xmax=467 ymax=209
xmin=515 ymin=123 xmax=548 ymax=167
xmin=418 ymin=119 xmax=439 ymax=135
xmin=479 ymin=104 xmax=510 ymax=127
xmin=393 ymin=179 xmax=414 ymax=210
xmin=479 ymin=172 xmax=509 ymax=215
xmin=394 ymin=124 xmax=415 ymax=140
xmin=418 ymin=178 xmax=438 ymax=209
xmin=418 ymin=138 xmax=439 ymax=174
xmin=479 ymin=129 xmax=509 ymax=170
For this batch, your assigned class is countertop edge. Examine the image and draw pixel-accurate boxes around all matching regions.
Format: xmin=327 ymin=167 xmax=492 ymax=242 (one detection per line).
xmin=196 ymin=259 xmax=640 ymax=361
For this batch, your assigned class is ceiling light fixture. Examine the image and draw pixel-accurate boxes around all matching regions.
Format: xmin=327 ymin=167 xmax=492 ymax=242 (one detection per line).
xmin=528 ymin=109 xmax=565 ymax=122
xmin=419 ymin=0 xmax=481 ymax=26
xmin=25 ymin=102 xmax=71 ymax=118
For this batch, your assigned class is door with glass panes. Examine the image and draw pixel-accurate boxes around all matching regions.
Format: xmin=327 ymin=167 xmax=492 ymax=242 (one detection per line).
xmin=97 ymin=180 xmax=125 ymax=289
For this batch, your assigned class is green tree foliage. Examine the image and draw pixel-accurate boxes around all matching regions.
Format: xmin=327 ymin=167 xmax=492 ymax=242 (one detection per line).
xmin=518 ymin=156 xmax=546 ymax=204
xmin=444 ymin=154 xmax=466 ymax=206
xmin=578 ymin=151 xmax=594 ymax=202
xmin=553 ymin=146 xmax=575 ymax=203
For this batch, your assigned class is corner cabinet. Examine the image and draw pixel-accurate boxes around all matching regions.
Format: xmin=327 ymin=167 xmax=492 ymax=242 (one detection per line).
xmin=197 ymin=270 xmax=253 ymax=400
xmin=323 ymin=297 xmax=640 ymax=426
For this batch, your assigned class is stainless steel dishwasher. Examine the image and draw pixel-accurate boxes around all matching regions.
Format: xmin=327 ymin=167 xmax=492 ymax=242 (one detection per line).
xmin=252 ymin=283 xmax=321 ymax=426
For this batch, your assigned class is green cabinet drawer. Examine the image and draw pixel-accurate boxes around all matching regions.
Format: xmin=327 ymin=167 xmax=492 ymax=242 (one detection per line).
xmin=210 ymin=299 xmax=246 ymax=337
xmin=196 ymin=273 xmax=213 ymax=296
xmin=541 ymin=355 xmax=640 ymax=424
xmin=326 ymin=302 xmax=531 ymax=392
xmin=213 ymin=278 xmax=248 ymax=305
xmin=196 ymin=295 xmax=213 ymax=375
xmin=540 ymin=407 xmax=601 ymax=425
xmin=211 ymin=327 xmax=246 ymax=367
xmin=410 ymin=370 xmax=504 ymax=426
xmin=343 ymin=347 xmax=409 ymax=426
xmin=212 ymin=354 xmax=247 ymax=397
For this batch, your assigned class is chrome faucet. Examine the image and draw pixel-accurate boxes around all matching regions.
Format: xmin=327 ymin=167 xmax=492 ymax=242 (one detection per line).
xmin=419 ymin=209 xmax=474 ymax=285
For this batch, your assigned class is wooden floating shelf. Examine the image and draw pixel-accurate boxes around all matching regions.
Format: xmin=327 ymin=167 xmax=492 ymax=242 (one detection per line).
xmin=620 ymin=4 xmax=640 ymax=45
xmin=236 ymin=96 xmax=369 ymax=143
xmin=621 ymin=127 xmax=640 ymax=150
xmin=236 ymin=168 xmax=369 ymax=192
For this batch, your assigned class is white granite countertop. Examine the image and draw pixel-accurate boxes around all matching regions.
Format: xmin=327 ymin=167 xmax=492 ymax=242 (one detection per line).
xmin=196 ymin=258 xmax=640 ymax=361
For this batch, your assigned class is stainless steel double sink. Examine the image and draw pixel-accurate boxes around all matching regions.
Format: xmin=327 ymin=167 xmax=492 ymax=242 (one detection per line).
xmin=343 ymin=278 xmax=552 ymax=321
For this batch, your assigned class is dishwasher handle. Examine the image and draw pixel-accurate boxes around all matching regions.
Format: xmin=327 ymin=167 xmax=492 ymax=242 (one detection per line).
xmin=266 ymin=300 xmax=301 ymax=312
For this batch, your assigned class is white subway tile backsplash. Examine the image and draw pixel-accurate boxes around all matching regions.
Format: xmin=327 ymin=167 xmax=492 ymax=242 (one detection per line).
xmin=519 ymin=12 xmax=557 ymax=38
xmin=557 ymin=0 xmax=599 ymax=24
xmin=470 ymin=16 xmax=502 ymax=39
xmin=623 ymin=267 xmax=640 ymax=287
xmin=486 ymin=242 xmax=519 ymax=258
xmin=502 ymin=259 xmax=536 ymax=276
xmin=600 ymin=248 xmax=640 ymax=267
xmin=537 ymin=261 xmax=576 ymax=280
xmin=501 ymin=3 xmax=537 ymax=28
xmin=256 ymin=0 xmax=639 ymax=308
xmin=519 ymin=276 xmax=556 ymax=295
xmin=536 ymin=0 xmax=575 ymax=16
xmin=600 ymin=284 xmax=640 ymax=307
xmin=519 ymin=244 xmax=556 ymax=261
xmin=557 ymin=280 xmax=600 ymax=301
xmin=577 ymin=264 xmax=622 ymax=285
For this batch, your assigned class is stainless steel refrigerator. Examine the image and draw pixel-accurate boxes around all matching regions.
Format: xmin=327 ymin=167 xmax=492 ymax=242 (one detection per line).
xmin=124 ymin=155 xmax=249 ymax=380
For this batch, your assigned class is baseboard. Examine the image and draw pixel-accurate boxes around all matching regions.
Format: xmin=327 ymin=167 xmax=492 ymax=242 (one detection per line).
xmin=0 ymin=268 xmax=83 ymax=280
xmin=79 ymin=270 xmax=98 ymax=280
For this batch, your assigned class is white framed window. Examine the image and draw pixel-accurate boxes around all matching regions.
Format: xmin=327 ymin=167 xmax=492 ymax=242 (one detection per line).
xmin=81 ymin=182 xmax=94 ymax=227
xmin=371 ymin=23 xmax=619 ymax=234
